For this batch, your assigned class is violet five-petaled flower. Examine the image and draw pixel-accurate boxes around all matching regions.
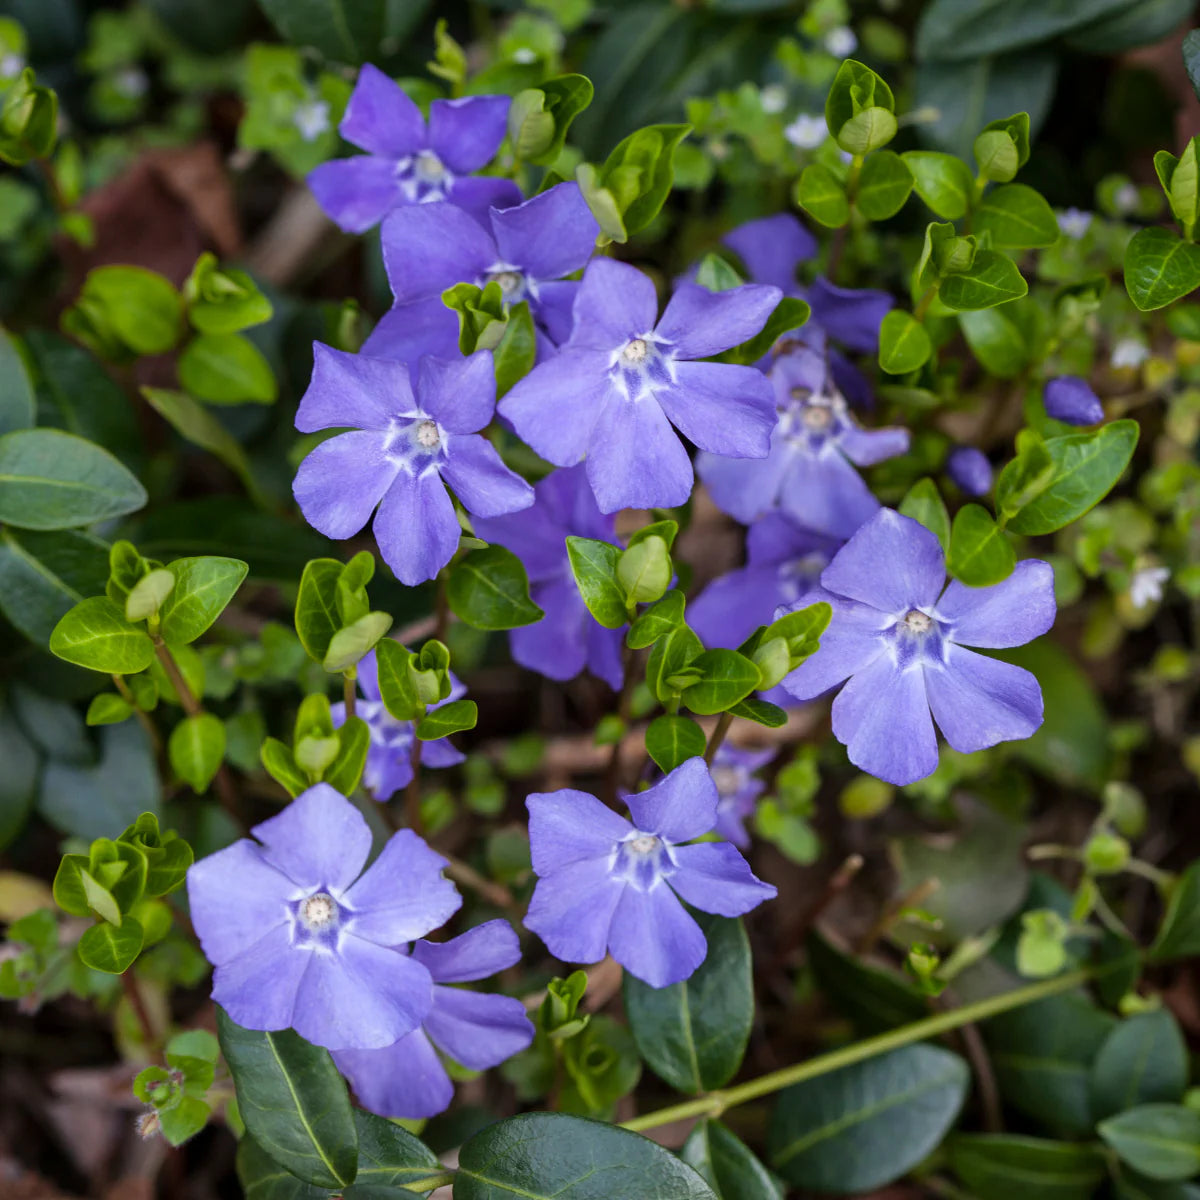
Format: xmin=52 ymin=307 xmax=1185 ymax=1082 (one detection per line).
xmin=330 ymin=649 xmax=466 ymax=801
xmin=364 ymin=182 xmax=600 ymax=364
xmin=292 ymin=345 xmax=533 ymax=585
xmin=698 ymin=336 xmax=909 ymax=537
xmin=307 ymin=64 xmax=519 ymax=233
xmin=334 ymin=919 xmax=533 ymax=1119
xmin=709 ymin=744 xmax=775 ymax=847
xmin=474 ymin=464 xmax=624 ymax=689
xmin=946 ymin=446 xmax=993 ymax=497
xmin=523 ymin=758 xmax=777 ymax=987
xmin=186 ymin=784 xmax=461 ymax=1050
xmin=780 ymin=509 xmax=1056 ymax=786
xmin=498 ymin=257 xmax=782 ymax=514
xmin=1044 ymin=375 xmax=1104 ymax=426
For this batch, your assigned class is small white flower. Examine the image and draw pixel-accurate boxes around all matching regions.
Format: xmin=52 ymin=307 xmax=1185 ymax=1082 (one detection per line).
xmin=1111 ymin=337 xmax=1149 ymax=369
xmin=294 ymin=98 xmax=331 ymax=142
xmin=824 ymin=26 xmax=857 ymax=58
xmin=512 ymin=47 xmax=537 ymax=64
xmin=1113 ymin=182 xmax=1139 ymax=216
xmin=0 ymin=52 xmax=24 ymax=79
xmin=784 ymin=113 xmax=827 ymax=150
xmin=760 ymin=84 xmax=787 ymax=115
xmin=1130 ymin=566 xmax=1169 ymax=610
xmin=1057 ymin=207 xmax=1092 ymax=240
xmin=114 ymin=66 xmax=149 ymax=100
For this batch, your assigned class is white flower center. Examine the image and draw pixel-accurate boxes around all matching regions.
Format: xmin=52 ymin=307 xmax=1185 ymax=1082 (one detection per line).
xmin=301 ymin=892 xmax=338 ymax=929
xmin=414 ymin=150 xmax=445 ymax=183
xmin=492 ymin=270 xmax=522 ymax=296
xmin=621 ymin=338 xmax=649 ymax=366
xmin=415 ymin=420 xmax=441 ymax=449
xmin=802 ymin=405 xmax=834 ymax=431
xmin=629 ymin=833 xmax=660 ymax=855
xmin=903 ymin=609 xmax=932 ymax=633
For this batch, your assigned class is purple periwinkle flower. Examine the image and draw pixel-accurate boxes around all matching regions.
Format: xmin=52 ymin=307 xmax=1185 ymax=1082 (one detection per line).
xmin=698 ymin=338 xmax=909 ymax=537
xmin=1044 ymin=376 xmax=1104 ymax=426
xmin=710 ymin=744 xmax=774 ymax=847
xmin=690 ymin=512 xmax=841 ymax=650
xmin=780 ymin=509 xmax=1056 ymax=786
xmin=364 ymin=183 xmax=599 ymax=364
xmin=307 ymin=64 xmax=519 ymax=233
xmin=334 ymin=920 xmax=533 ymax=1119
xmin=498 ymin=258 xmax=781 ymax=514
xmin=946 ymin=446 xmax=993 ymax=496
xmin=186 ymin=784 xmax=460 ymax=1050
xmin=331 ymin=649 xmax=466 ymax=801
xmin=293 ymin=346 xmax=533 ymax=585
xmin=523 ymin=758 xmax=777 ymax=987
xmin=474 ymin=465 xmax=623 ymax=689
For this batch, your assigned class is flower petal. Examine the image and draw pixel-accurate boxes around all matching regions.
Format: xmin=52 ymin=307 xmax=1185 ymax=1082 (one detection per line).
xmin=586 ymin=621 xmax=626 ymax=691
xmin=428 ymin=95 xmax=510 ymax=174
xmin=779 ymin=590 xmax=889 ymax=701
xmin=838 ymin=424 xmax=910 ymax=467
xmin=533 ymin=279 xmax=581 ymax=346
xmin=361 ymin=297 xmax=462 ymax=365
xmin=586 ymin=394 xmax=693 ymax=513
xmin=526 ymin=790 xmax=631 ymax=874
xmin=293 ymin=431 xmax=398 ymax=542
xmin=446 ymin=175 xmax=523 ymax=225
xmin=696 ymin=435 xmax=792 ymax=524
xmin=499 ymin=351 xmax=611 ymax=466
xmin=307 ymin=157 xmax=405 ymax=234
xmin=689 ymin=564 xmax=786 ymax=650
xmin=626 ymin=757 xmax=718 ymax=842
xmin=442 ymin=434 xmax=534 ymax=518
xmin=373 ymin=469 xmax=461 ymax=586
xmin=211 ymin=924 xmax=306 ymax=1031
xmin=424 ymin=987 xmax=533 ymax=1069
xmin=524 ymin=859 xmax=625 ymax=965
xmin=925 ymin=647 xmax=1044 ymax=753
xmin=565 ymin=258 xmax=658 ymax=351
xmin=722 ymin=213 xmax=817 ymax=292
xmin=380 ymin=202 xmax=496 ymax=305
xmin=606 ymin=884 xmax=706 ymax=988
xmin=251 ymin=784 xmax=372 ymax=892
xmin=669 ymin=842 xmax=777 ymax=916
xmin=779 ymin=445 xmax=880 ymax=540
xmin=657 ymin=361 xmax=776 ymax=457
xmin=345 ymin=829 xmax=461 ymax=947
xmin=492 ymin=182 xmax=599 ymax=282
xmin=417 ymin=351 xmax=495 ymax=434
xmin=1044 ymin=376 xmax=1103 ymax=426
xmin=656 ymin=282 xmax=782 ymax=359
xmin=297 ymin=344 xmax=413 ymax=434
xmin=334 ymin=1030 xmax=451 ymax=1120
xmin=821 ymin=509 xmax=945 ymax=613
xmin=340 ymin=64 xmax=425 ymax=158
xmin=411 ymin=919 xmax=521 ymax=983
xmin=936 ymin=560 xmax=1056 ymax=648
xmin=805 ymin=277 xmax=892 ymax=353
xmin=509 ymin=577 xmax=590 ymax=682
xmin=831 ymin=656 xmax=938 ymax=786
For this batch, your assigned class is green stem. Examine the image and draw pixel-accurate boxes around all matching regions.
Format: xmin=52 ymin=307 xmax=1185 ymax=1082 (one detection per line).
xmin=343 ymin=668 xmax=357 ymax=722
xmin=622 ymin=968 xmax=1099 ymax=1133
xmin=402 ymin=1171 xmax=456 ymax=1193
xmin=913 ymin=286 xmax=938 ymax=323
xmin=703 ymin=712 xmax=734 ymax=766
xmin=113 ymin=673 xmax=162 ymax=757
xmin=404 ymin=734 xmax=424 ymax=833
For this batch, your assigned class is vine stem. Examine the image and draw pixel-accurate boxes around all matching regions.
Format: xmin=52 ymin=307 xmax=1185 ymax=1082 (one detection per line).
xmin=403 ymin=736 xmax=424 ymax=833
xmin=621 ymin=967 xmax=1100 ymax=1133
xmin=112 ymin=673 xmax=162 ymax=757
xmin=120 ymin=968 xmax=158 ymax=1054
xmin=403 ymin=1172 xmax=456 ymax=1193
xmin=703 ymin=712 xmax=734 ymax=766
xmin=342 ymin=669 xmax=357 ymax=721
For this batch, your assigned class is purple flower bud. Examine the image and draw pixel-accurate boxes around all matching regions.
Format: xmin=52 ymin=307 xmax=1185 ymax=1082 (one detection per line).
xmin=946 ymin=446 xmax=993 ymax=496
xmin=1044 ymin=376 xmax=1103 ymax=426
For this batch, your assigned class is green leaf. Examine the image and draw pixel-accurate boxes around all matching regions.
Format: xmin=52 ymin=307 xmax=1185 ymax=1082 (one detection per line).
xmin=325 ymin=717 xmax=369 ymax=795
xmin=1124 ymin=227 xmax=1200 ymax=312
xmin=902 ymin=151 xmax=976 ymax=220
xmin=125 ymin=568 xmax=175 ymax=622
xmin=261 ymin=738 xmax=308 ymax=798
xmin=185 ymin=256 xmax=273 ymax=335
xmin=160 ymin=556 xmax=248 ymax=644
xmin=879 ymin=310 xmax=933 ymax=374
xmin=295 ymin=558 xmax=343 ymax=663
xmin=237 ymin=1136 xmax=329 ymax=1200
xmin=950 ymin=1135 xmax=1108 ymax=1200
xmin=69 ymin=265 xmax=184 ymax=358
xmin=627 ymin=590 xmax=685 ymax=649
xmin=216 ymin=1008 xmax=358 ymax=1189
xmin=624 ymin=913 xmax=753 ymax=1093
xmin=178 ymin=333 xmax=277 ymax=405
xmin=456 ymin=1112 xmax=718 ymax=1199
xmin=1004 ymin=420 xmax=1139 ymax=535
xmin=0 ymin=327 xmax=34 ymax=435
xmin=50 ymin=596 xmax=156 ymax=674
xmin=0 ymin=427 xmax=146 ymax=530
xmin=158 ymin=1095 xmax=211 ymax=1146
xmin=722 ymin=296 xmax=811 ymax=366
xmin=1155 ymin=142 xmax=1200 ymax=232
xmin=53 ymin=856 xmax=108 ymax=919
xmin=825 ymin=59 xmax=895 ymax=136
xmin=351 ymin=1107 xmax=440 ymax=1189
xmin=644 ymin=715 xmax=706 ymax=774
xmin=87 ymin=694 xmax=133 ymax=726
xmin=899 ymin=478 xmax=951 ymax=553
xmin=939 ymin=250 xmax=1028 ymax=311
xmin=322 ymin=611 xmax=392 ymax=673
xmin=493 ymin=301 xmax=536 ymax=398
xmin=838 ymin=108 xmax=898 ymax=156
xmin=1150 ymin=861 xmax=1200 ymax=962
xmin=794 ymin=163 xmax=850 ymax=228
xmin=510 ymin=74 xmax=593 ymax=166
xmin=728 ymin=697 xmax=788 ymax=728
xmin=373 ymin=639 xmax=424 ymax=722
xmin=1099 ymin=1105 xmax=1200 ymax=1182
xmin=682 ymin=649 xmax=761 ymax=715
xmin=947 ymin=503 xmax=1016 ymax=586
xmin=1186 ymin=28 xmax=1200 ymax=104
xmin=681 ymin=1120 xmax=780 ymax=1200
xmin=168 ymin=713 xmax=225 ymax=793
xmin=416 ymin=698 xmax=477 ymax=741
xmin=807 ymin=930 xmax=928 ymax=1034
xmin=566 ymin=537 xmax=627 ymax=629
xmin=1090 ymin=1011 xmax=1189 ymax=1120
xmin=78 ymin=915 xmax=144 ymax=973
xmin=585 ymin=122 xmax=691 ymax=242
xmin=617 ymin=535 xmax=671 ymax=605
xmin=959 ymin=306 xmax=1028 ymax=377
xmin=856 ymin=150 xmax=914 ymax=221
xmin=647 ymin=623 xmax=704 ymax=703
xmin=768 ymin=1044 xmax=969 ymax=1191
xmin=447 ymin=545 xmax=543 ymax=631
xmin=0 ymin=526 xmax=110 ymax=644
xmin=974 ymin=183 xmax=1060 ymax=249
xmin=0 ymin=69 xmax=57 ymax=166
xmin=255 ymin=0 xmax=387 ymax=64
xmin=696 ymin=252 xmax=743 ymax=293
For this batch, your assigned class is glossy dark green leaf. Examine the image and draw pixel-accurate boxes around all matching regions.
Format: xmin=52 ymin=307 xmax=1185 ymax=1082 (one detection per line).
xmin=256 ymin=0 xmax=387 ymax=64
xmin=0 ymin=697 xmax=37 ymax=853
xmin=627 ymin=590 xmax=685 ymax=649
xmin=682 ymin=649 xmax=761 ymax=715
xmin=899 ymin=478 xmax=951 ymax=553
xmin=325 ymin=716 xmax=370 ymax=796
xmin=856 ymin=150 xmax=914 ymax=221
xmin=216 ymin=1008 xmax=358 ymax=1189
xmin=825 ymin=58 xmax=894 ymax=133
xmin=160 ymin=556 xmax=248 ymax=645
xmin=178 ymin=333 xmax=277 ymax=405
xmin=1186 ymin=28 xmax=1200 ymax=103
xmin=959 ymin=306 xmax=1028 ymax=377
xmin=0 ymin=327 xmax=34 ymax=435
xmin=448 ymin=545 xmax=543 ymax=631
xmin=1091 ymin=1010 xmax=1188 ymax=1120
xmin=1067 ymin=0 xmax=1193 ymax=54
xmin=493 ymin=301 xmax=536 ymax=398
xmin=624 ymin=913 xmax=753 ymax=1093
xmin=1004 ymin=420 xmax=1138 ymax=535
xmin=644 ymin=715 xmax=706 ymax=774
xmin=1099 ymin=1106 xmax=1200 ymax=1182
xmin=807 ymin=930 xmax=928 ymax=1034
xmin=295 ymin=559 xmax=343 ymax=663
xmin=416 ymin=698 xmax=477 ymax=741
xmin=939 ymin=250 xmax=1028 ymax=311
xmin=950 ymin=1135 xmax=1108 ymax=1200
xmin=510 ymin=75 xmax=594 ymax=166
xmin=76 ymin=266 xmax=183 ymax=356
xmin=768 ymin=1044 xmax=969 ymax=1191
xmin=1150 ymin=861 xmax=1200 ymax=962
xmin=237 ymin=1136 xmax=328 ymax=1200
xmin=947 ymin=504 xmax=1015 ymax=586
xmin=1124 ymin=227 xmax=1200 ymax=311
xmin=350 ymin=1108 xmax=440 ymax=1190
xmin=974 ymin=183 xmax=1060 ymax=249
xmin=456 ymin=1112 xmax=717 ymax=1199
xmin=795 ymin=163 xmax=850 ymax=228
xmin=168 ymin=713 xmax=225 ymax=793
xmin=879 ymin=310 xmax=933 ymax=375
xmin=566 ymin=537 xmax=627 ymax=629
xmin=681 ymin=1120 xmax=780 ymax=1200
xmin=261 ymin=737 xmax=308 ymax=798
xmin=0 ymin=526 xmax=109 ymax=645
xmin=78 ymin=914 xmax=144 ymax=973
xmin=903 ymin=151 xmax=976 ymax=219
xmin=0 ymin=428 xmax=147 ymax=530
xmin=50 ymin=596 xmax=156 ymax=674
